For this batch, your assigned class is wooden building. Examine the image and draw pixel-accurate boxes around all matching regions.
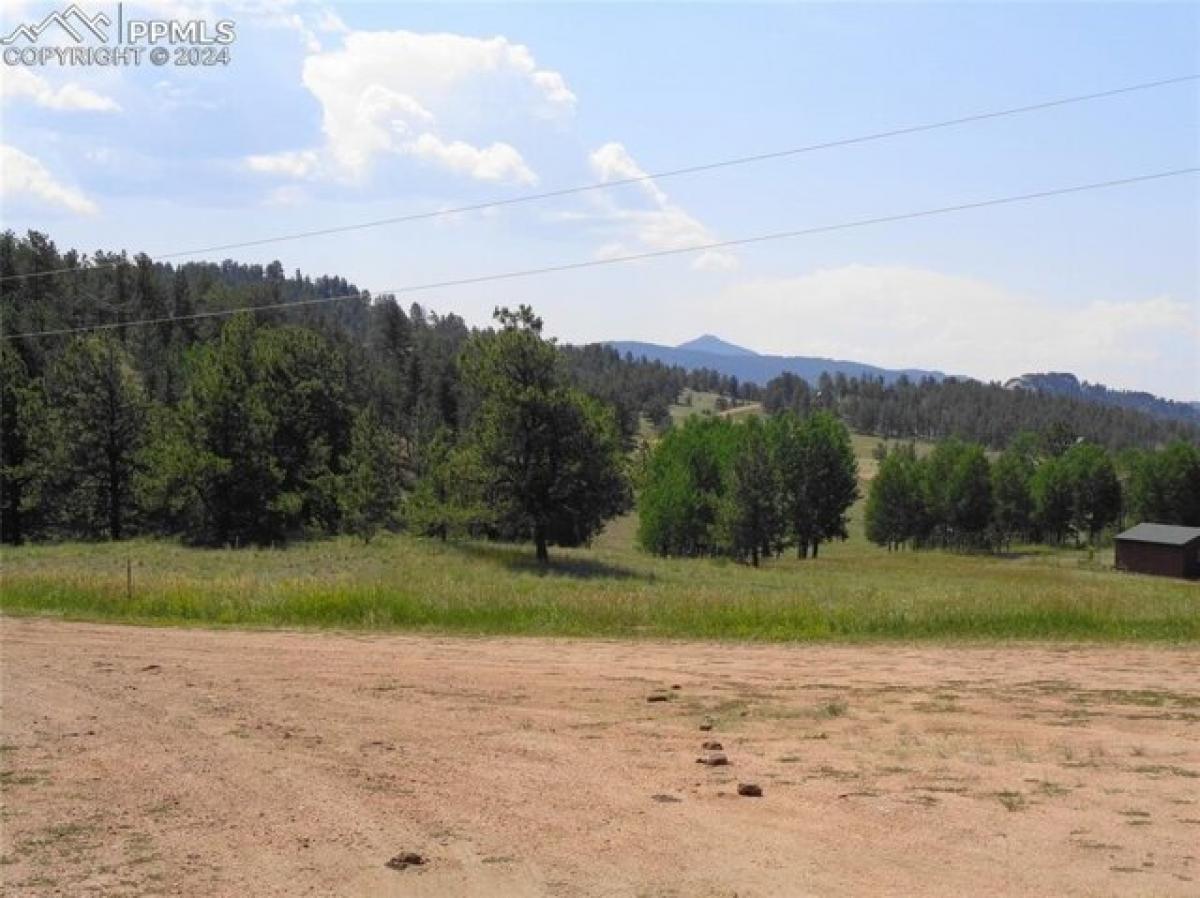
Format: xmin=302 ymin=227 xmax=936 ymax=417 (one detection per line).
xmin=1114 ymin=523 xmax=1200 ymax=579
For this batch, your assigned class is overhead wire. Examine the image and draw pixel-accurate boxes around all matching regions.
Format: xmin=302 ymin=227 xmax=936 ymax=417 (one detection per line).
xmin=6 ymin=166 xmax=1195 ymax=340
xmin=1 ymin=73 xmax=1194 ymax=285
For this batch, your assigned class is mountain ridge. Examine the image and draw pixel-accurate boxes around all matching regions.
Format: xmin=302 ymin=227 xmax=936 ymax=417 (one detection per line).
xmin=602 ymin=336 xmax=1197 ymax=425
xmin=605 ymin=337 xmax=949 ymax=387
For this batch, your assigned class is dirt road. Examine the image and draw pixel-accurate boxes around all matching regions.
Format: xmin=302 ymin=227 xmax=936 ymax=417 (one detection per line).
xmin=2 ymin=618 xmax=1198 ymax=896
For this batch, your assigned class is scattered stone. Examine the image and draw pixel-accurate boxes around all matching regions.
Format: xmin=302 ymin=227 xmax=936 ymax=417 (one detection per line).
xmin=671 ymin=684 xmax=682 ymax=690
xmin=699 ymin=717 xmax=715 ymax=731
xmin=696 ymin=753 xmax=729 ymax=767
xmin=651 ymin=793 xmax=682 ymax=803
xmin=385 ymin=852 xmax=426 ymax=871
xmin=701 ymin=741 xmax=723 ymax=751
xmin=646 ymin=693 xmax=671 ymax=703
xmin=140 ymin=664 xmax=161 ymax=672
xmin=737 ymin=783 xmax=763 ymax=798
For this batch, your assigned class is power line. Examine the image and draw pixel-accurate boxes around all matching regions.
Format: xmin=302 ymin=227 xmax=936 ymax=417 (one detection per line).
xmin=1 ymin=73 xmax=1195 ymax=286
xmin=5 ymin=166 xmax=1194 ymax=341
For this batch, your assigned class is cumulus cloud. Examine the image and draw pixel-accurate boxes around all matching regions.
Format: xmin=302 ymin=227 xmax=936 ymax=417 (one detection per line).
xmin=0 ymin=68 xmax=120 ymax=112
xmin=245 ymin=29 xmax=573 ymax=184
xmin=581 ymin=142 xmax=736 ymax=272
xmin=704 ymin=264 xmax=1198 ymax=391
xmin=402 ymin=133 xmax=536 ymax=185
xmin=0 ymin=144 xmax=98 ymax=215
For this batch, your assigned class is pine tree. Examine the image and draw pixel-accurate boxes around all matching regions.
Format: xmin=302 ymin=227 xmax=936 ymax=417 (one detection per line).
xmin=41 ymin=333 xmax=148 ymax=540
xmin=0 ymin=342 xmax=46 ymax=544
xmin=457 ymin=306 xmax=630 ymax=563
xmin=339 ymin=407 xmax=403 ymax=543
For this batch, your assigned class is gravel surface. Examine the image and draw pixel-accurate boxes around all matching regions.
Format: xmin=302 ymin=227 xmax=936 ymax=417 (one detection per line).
xmin=2 ymin=618 xmax=1198 ymax=896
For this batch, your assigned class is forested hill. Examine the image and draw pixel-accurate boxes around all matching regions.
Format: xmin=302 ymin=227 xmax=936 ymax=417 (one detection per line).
xmin=758 ymin=371 xmax=1198 ymax=452
xmin=1 ymin=230 xmax=1195 ymax=540
xmin=1004 ymin=372 xmax=1200 ymax=426
xmin=611 ymin=337 xmax=1198 ymax=430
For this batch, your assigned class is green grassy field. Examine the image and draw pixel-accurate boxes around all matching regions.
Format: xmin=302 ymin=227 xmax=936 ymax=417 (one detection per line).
xmin=2 ymin=525 xmax=1196 ymax=641
xmin=3 ymin=419 xmax=1195 ymax=642
xmin=5 ymin=480 xmax=1198 ymax=644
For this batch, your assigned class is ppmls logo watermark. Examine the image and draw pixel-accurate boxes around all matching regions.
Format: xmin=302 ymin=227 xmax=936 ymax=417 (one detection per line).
xmin=2 ymin=3 xmax=236 ymax=68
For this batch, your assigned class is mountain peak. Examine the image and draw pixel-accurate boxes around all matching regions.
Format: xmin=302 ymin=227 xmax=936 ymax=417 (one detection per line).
xmin=676 ymin=334 xmax=758 ymax=357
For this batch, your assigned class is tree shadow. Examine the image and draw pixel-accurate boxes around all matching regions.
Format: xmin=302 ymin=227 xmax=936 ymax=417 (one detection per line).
xmin=445 ymin=540 xmax=652 ymax=581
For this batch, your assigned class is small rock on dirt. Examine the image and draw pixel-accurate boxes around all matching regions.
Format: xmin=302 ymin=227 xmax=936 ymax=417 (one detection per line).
xmin=701 ymin=740 xmax=723 ymax=751
xmin=696 ymin=753 xmax=728 ymax=766
xmin=651 ymin=793 xmax=682 ymax=803
xmin=385 ymin=852 xmax=426 ymax=871
xmin=140 ymin=664 xmax=161 ymax=672
xmin=737 ymin=783 xmax=763 ymax=797
xmin=646 ymin=693 xmax=671 ymax=703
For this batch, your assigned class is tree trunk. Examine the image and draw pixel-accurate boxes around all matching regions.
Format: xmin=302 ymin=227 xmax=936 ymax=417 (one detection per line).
xmin=109 ymin=467 xmax=122 ymax=541
xmin=534 ymin=523 xmax=549 ymax=564
xmin=2 ymin=481 xmax=21 ymax=545
xmin=811 ymin=540 xmax=819 ymax=559
xmin=751 ymin=546 xmax=759 ymax=567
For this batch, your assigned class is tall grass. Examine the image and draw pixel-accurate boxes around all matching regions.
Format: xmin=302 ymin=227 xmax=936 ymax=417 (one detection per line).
xmin=2 ymin=528 xmax=1196 ymax=641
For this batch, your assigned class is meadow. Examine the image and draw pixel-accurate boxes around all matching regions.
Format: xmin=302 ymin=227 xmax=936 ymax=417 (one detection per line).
xmin=4 ymin=507 xmax=1197 ymax=642
xmin=3 ymin=420 xmax=1196 ymax=642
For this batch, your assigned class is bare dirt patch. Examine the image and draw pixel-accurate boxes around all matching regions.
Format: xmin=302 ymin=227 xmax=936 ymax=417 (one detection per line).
xmin=2 ymin=618 xmax=1198 ymax=896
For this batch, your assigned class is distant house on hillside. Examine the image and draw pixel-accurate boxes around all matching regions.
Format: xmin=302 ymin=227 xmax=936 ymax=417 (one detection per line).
xmin=1114 ymin=524 xmax=1200 ymax=579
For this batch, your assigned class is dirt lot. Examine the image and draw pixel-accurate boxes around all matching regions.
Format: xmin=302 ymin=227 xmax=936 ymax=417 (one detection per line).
xmin=2 ymin=619 xmax=1198 ymax=897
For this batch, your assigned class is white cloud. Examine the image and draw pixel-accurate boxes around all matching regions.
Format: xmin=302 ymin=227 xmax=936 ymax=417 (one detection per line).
xmin=590 ymin=142 xmax=668 ymax=204
xmin=0 ymin=68 xmax=120 ymax=112
xmin=402 ymin=133 xmax=536 ymax=185
xmin=245 ymin=29 xmax=573 ymax=184
xmin=0 ymin=144 xmax=98 ymax=215
xmin=582 ymin=142 xmax=737 ymax=272
xmin=704 ymin=264 xmax=1198 ymax=391
xmin=315 ymin=9 xmax=348 ymax=34
xmin=531 ymin=69 xmax=576 ymax=109
xmin=245 ymin=148 xmax=321 ymax=178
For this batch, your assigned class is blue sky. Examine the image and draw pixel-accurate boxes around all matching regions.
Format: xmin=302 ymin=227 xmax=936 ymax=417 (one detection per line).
xmin=2 ymin=1 xmax=1197 ymax=398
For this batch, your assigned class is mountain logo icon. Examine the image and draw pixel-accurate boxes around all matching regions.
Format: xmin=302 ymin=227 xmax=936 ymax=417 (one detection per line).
xmin=1 ymin=4 xmax=112 ymax=45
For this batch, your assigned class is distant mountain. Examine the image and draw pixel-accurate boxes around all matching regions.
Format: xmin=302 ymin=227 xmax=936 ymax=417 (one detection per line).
xmin=605 ymin=336 xmax=948 ymax=386
xmin=1003 ymin=373 xmax=1200 ymax=426
xmin=675 ymin=334 xmax=757 ymax=357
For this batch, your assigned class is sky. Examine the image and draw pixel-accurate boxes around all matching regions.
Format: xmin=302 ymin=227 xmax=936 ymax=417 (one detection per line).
xmin=1 ymin=1 xmax=1197 ymax=399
